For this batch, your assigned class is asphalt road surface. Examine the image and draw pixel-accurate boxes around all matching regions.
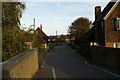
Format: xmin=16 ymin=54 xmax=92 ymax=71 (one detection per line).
xmin=34 ymin=44 xmax=119 ymax=79
xmin=0 ymin=63 xmax=1 ymax=79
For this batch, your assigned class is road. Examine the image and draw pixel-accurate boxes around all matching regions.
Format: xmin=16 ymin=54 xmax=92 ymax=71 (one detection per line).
xmin=0 ymin=63 xmax=2 ymax=79
xmin=34 ymin=44 xmax=118 ymax=79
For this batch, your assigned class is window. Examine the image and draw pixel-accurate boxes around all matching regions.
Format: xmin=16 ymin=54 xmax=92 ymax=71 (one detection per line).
xmin=116 ymin=18 xmax=120 ymax=30
xmin=118 ymin=19 xmax=120 ymax=28
xmin=90 ymin=42 xmax=98 ymax=46
xmin=113 ymin=42 xmax=120 ymax=48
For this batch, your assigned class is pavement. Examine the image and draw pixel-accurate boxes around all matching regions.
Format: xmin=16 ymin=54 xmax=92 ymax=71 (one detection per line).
xmin=34 ymin=44 xmax=119 ymax=79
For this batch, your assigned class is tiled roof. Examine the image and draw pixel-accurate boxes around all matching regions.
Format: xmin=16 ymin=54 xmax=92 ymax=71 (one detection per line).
xmin=36 ymin=27 xmax=49 ymax=43
xmin=37 ymin=35 xmax=46 ymax=44
xmin=93 ymin=0 xmax=116 ymax=24
xmin=36 ymin=27 xmax=48 ymax=38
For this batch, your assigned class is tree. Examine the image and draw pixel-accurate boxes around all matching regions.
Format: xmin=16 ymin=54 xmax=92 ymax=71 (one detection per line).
xmin=2 ymin=2 xmax=25 ymax=28
xmin=68 ymin=17 xmax=92 ymax=47
xmin=2 ymin=2 xmax=26 ymax=61
xmin=68 ymin=17 xmax=91 ymax=39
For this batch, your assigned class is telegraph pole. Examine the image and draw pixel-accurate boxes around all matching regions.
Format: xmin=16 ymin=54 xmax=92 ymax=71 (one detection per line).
xmin=33 ymin=18 xmax=35 ymax=30
xmin=33 ymin=18 xmax=36 ymax=47
xmin=56 ymin=30 xmax=57 ymax=46
xmin=56 ymin=30 xmax=57 ymax=37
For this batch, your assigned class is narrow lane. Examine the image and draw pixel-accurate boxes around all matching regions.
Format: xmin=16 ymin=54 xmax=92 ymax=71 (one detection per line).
xmin=35 ymin=44 xmax=118 ymax=78
xmin=0 ymin=63 xmax=2 ymax=79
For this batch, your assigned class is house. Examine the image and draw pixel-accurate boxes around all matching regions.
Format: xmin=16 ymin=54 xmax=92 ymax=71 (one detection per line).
xmin=81 ymin=0 xmax=120 ymax=48
xmin=36 ymin=24 xmax=49 ymax=51
xmin=48 ymin=36 xmax=58 ymax=43
xmin=48 ymin=35 xmax=66 ymax=43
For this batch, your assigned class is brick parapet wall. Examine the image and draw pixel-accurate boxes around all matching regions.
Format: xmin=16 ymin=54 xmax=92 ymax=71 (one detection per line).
xmin=91 ymin=46 xmax=120 ymax=71
xmin=2 ymin=48 xmax=38 ymax=79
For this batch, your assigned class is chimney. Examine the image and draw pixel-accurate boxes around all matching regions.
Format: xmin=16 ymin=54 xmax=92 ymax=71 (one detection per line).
xmin=40 ymin=24 xmax=42 ymax=30
xmin=95 ymin=6 xmax=101 ymax=20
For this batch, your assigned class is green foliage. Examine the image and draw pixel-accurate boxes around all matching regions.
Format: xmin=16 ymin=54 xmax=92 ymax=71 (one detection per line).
xmin=2 ymin=2 xmax=25 ymax=28
xmin=68 ymin=17 xmax=91 ymax=46
xmin=68 ymin=17 xmax=91 ymax=39
xmin=48 ymin=43 xmax=55 ymax=46
xmin=3 ymin=27 xmax=26 ymax=61
xmin=2 ymin=27 xmax=37 ymax=61
xmin=38 ymin=48 xmax=47 ymax=55
xmin=59 ymin=34 xmax=66 ymax=42
xmin=2 ymin=2 xmax=30 ymax=61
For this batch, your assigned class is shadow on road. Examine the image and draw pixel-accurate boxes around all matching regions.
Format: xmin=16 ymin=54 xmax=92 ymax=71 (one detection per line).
xmin=34 ymin=44 xmax=118 ymax=79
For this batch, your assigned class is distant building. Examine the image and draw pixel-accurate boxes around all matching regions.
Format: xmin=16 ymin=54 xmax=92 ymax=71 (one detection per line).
xmin=80 ymin=0 xmax=120 ymax=48
xmin=48 ymin=34 xmax=74 ymax=43
xmin=48 ymin=36 xmax=58 ymax=43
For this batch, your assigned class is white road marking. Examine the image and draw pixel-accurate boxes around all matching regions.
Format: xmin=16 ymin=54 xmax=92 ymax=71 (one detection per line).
xmin=52 ymin=67 xmax=56 ymax=80
xmin=87 ymin=63 xmax=120 ymax=78
xmin=75 ymin=51 xmax=120 ymax=78
xmin=0 ymin=63 xmax=2 ymax=80
xmin=41 ymin=53 xmax=49 ymax=67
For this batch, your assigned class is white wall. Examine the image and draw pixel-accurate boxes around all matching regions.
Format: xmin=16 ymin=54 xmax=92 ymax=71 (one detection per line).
xmin=113 ymin=42 xmax=120 ymax=48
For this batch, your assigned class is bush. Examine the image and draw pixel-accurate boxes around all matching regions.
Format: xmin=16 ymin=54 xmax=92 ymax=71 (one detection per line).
xmin=2 ymin=2 xmax=27 ymax=61
xmin=2 ymin=27 xmax=36 ymax=61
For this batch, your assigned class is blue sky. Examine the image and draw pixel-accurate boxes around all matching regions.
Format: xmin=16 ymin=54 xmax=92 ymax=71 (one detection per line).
xmin=20 ymin=2 xmax=109 ymax=36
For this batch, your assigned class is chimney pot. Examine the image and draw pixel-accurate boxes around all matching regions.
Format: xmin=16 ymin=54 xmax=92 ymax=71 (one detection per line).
xmin=40 ymin=24 xmax=42 ymax=30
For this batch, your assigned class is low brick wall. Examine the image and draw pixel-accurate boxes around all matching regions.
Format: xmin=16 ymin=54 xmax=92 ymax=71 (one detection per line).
xmin=78 ymin=42 xmax=91 ymax=59
xmin=91 ymin=46 xmax=120 ymax=71
xmin=2 ymin=48 xmax=38 ymax=79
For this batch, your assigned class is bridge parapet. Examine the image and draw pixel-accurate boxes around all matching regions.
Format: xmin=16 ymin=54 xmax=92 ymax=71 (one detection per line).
xmin=2 ymin=48 xmax=38 ymax=79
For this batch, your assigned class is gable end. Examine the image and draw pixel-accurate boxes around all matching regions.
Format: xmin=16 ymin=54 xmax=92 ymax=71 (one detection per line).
xmin=104 ymin=0 xmax=120 ymax=20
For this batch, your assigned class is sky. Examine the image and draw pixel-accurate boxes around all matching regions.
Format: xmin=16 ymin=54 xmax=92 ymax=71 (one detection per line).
xmin=20 ymin=1 xmax=109 ymax=36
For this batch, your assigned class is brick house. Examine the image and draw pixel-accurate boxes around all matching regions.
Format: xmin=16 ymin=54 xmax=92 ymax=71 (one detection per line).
xmin=81 ymin=0 xmax=120 ymax=48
